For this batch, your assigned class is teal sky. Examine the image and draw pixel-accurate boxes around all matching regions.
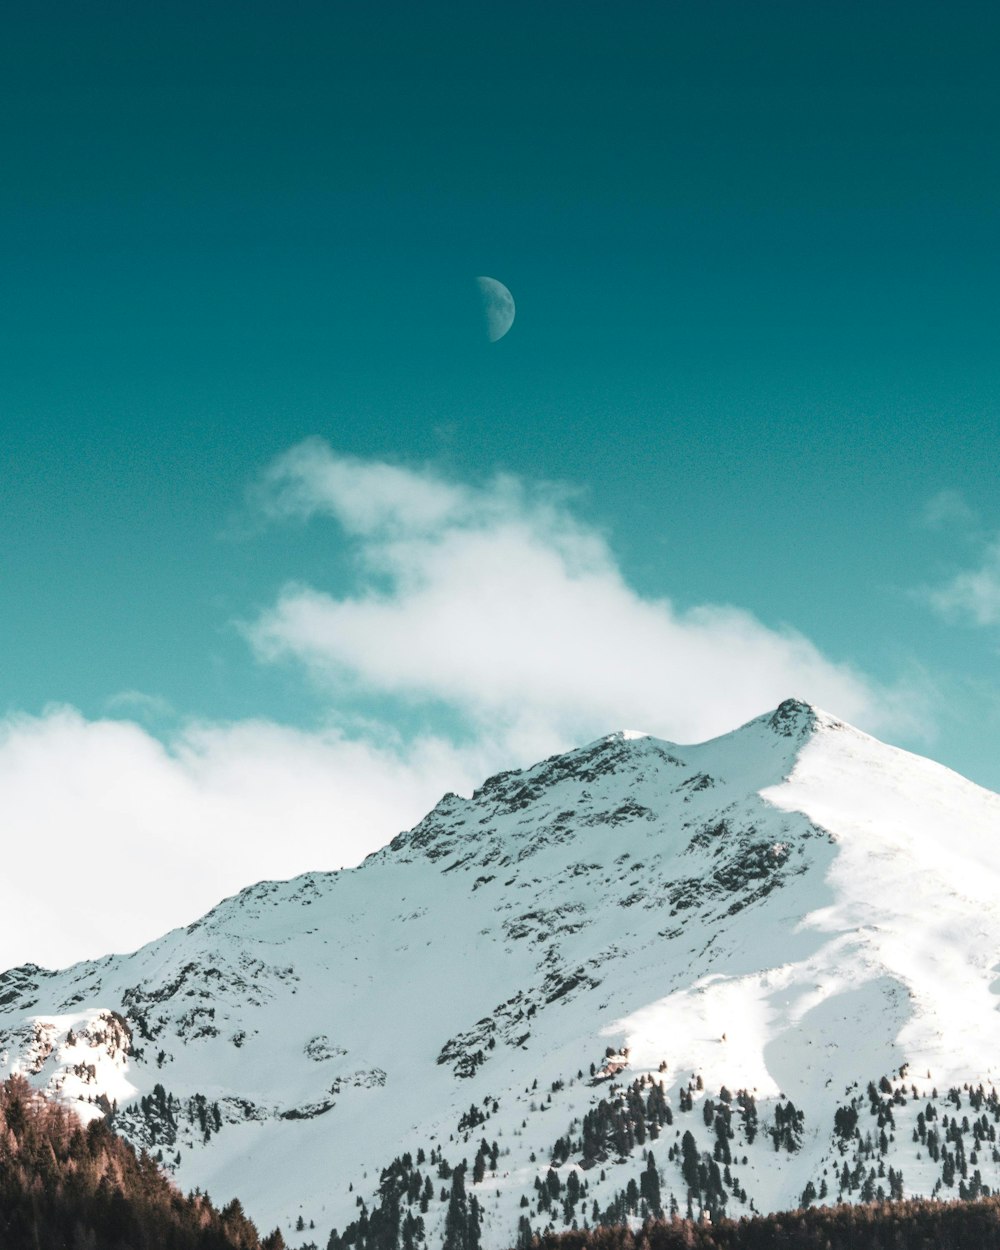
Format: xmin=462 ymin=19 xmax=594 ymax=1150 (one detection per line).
xmin=2 ymin=0 xmax=1000 ymax=956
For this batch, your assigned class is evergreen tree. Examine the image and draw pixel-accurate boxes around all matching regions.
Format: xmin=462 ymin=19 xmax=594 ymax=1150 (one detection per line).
xmin=640 ymin=1151 xmax=662 ymax=1216
xmin=443 ymin=1164 xmax=480 ymax=1250
xmin=680 ymin=1132 xmax=700 ymax=1195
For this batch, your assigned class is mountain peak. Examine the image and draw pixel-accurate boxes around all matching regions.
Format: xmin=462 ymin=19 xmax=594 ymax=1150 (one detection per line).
xmin=2 ymin=705 xmax=999 ymax=1245
xmin=767 ymin=696 xmax=819 ymax=736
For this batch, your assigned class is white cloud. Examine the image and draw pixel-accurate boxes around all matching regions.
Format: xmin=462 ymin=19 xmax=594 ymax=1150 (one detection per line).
xmin=0 ymin=706 xmax=486 ymax=973
xmin=255 ymin=438 xmax=468 ymax=536
xmin=926 ymin=538 xmax=1000 ymax=627
xmin=920 ymin=489 xmax=976 ymax=531
xmin=248 ymin=439 xmax=912 ymax=757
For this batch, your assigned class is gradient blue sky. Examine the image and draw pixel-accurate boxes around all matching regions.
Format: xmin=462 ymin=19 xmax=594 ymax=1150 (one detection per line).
xmin=2 ymin=2 xmax=1000 ymax=966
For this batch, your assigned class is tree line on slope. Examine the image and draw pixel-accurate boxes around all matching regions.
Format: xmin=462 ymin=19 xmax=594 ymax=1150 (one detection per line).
xmin=0 ymin=1075 xmax=286 ymax=1250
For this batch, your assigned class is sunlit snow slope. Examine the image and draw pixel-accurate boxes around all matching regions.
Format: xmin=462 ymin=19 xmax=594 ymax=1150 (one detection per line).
xmin=2 ymin=699 xmax=1000 ymax=1245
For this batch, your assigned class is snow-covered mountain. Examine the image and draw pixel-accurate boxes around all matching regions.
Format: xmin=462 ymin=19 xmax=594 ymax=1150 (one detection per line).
xmin=3 ymin=699 xmax=1000 ymax=1245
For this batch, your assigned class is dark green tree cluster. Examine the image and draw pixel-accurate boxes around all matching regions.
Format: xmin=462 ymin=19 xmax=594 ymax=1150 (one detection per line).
xmin=442 ymin=1164 xmax=482 ymax=1250
xmin=833 ymin=1103 xmax=858 ymax=1142
xmin=576 ymin=1077 xmax=673 ymax=1163
xmin=0 ymin=1075 xmax=284 ymax=1250
xmin=458 ymin=1104 xmax=487 ymax=1133
xmin=583 ymin=1151 xmax=666 ymax=1228
xmin=116 ymin=1082 xmax=225 ymax=1153
xmin=769 ymin=1101 xmax=803 ymax=1153
xmin=473 ymin=1139 xmax=499 ymax=1183
xmin=327 ymin=1153 xmax=429 ymax=1250
xmin=674 ymin=1130 xmax=726 ymax=1219
xmin=535 ymin=1165 xmax=590 ymax=1226
xmin=639 ymin=1152 xmax=662 ymax=1217
xmin=131 ymin=1082 xmax=179 ymax=1146
xmin=828 ymin=1077 xmax=1000 ymax=1204
xmin=699 ymin=1098 xmax=735 ymax=1167
xmin=190 ymin=1093 xmax=224 ymax=1144
xmin=732 ymin=1092 xmax=756 ymax=1146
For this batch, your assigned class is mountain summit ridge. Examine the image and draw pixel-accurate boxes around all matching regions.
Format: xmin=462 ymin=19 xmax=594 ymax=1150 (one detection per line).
xmin=383 ymin=697 xmax=829 ymax=871
xmin=1 ymin=699 xmax=999 ymax=1243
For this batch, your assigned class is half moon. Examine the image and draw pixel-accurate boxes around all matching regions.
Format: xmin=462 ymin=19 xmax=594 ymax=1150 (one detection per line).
xmin=476 ymin=276 xmax=515 ymax=342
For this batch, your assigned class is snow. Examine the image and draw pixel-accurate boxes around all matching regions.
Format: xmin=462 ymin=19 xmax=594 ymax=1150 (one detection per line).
xmin=1 ymin=698 xmax=999 ymax=1243
xmin=1 ymin=1008 xmax=136 ymax=1124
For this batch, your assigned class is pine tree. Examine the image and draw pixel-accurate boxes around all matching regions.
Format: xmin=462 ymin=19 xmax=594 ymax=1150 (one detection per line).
xmin=640 ymin=1151 xmax=662 ymax=1216
xmin=680 ymin=1131 xmax=700 ymax=1195
xmin=443 ymin=1164 xmax=478 ymax=1250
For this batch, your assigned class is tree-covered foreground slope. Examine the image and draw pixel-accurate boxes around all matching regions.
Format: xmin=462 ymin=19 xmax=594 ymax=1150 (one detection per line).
xmin=8 ymin=1066 xmax=1000 ymax=1250
xmin=1 ymin=699 xmax=1000 ymax=1248
xmin=0 ymin=1075 xmax=285 ymax=1250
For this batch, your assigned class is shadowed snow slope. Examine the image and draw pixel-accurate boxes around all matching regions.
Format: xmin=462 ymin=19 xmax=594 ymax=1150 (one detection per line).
xmin=2 ymin=698 xmax=1000 ymax=1243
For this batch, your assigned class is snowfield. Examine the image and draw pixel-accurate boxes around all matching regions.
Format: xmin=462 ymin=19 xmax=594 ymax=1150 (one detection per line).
xmin=2 ymin=698 xmax=1000 ymax=1246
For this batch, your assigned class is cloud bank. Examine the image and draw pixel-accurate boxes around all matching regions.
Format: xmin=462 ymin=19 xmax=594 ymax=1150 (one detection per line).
xmin=0 ymin=707 xmax=485 ymax=972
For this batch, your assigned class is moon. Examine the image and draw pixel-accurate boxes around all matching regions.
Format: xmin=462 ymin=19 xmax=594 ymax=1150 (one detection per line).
xmin=476 ymin=276 xmax=515 ymax=342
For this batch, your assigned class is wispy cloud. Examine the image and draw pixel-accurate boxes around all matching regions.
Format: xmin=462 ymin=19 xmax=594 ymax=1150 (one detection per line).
xmin=248 ymin=439 xmax=917 ymax=758
xmin=104 ymin=689 xmax=177 ymax=723
xmin=254 ymin=438 xmax=469 ymax=536
xmin=920 ymin=489 xmax=977 ymax=531
xmin=914 ymin=490 xmax=1000 ymax=629
xmin=926 ymin=539 xmax=1000 ymax=627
